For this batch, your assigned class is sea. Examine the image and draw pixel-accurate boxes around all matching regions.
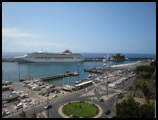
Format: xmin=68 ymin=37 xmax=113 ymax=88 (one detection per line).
xmin=2 ymin=52 xmax=156 ymax=86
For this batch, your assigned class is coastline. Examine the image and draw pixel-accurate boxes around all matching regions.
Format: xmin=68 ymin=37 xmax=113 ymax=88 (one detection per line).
xmin=2 ymin=57 xmax=154 ymax=62
xmin=2 ymin=60 xmax=151 ymax=118
xmin=111 ymin=62 xmax=138 ymax=67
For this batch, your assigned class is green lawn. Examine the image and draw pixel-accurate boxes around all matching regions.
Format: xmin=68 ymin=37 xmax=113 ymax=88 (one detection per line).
xmin=62 ymin=101 xmax=99 ymax=118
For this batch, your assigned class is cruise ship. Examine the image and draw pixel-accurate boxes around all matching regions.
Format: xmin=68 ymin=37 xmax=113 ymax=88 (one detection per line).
xmin=14 ymin=49 xmax=85 ymax=62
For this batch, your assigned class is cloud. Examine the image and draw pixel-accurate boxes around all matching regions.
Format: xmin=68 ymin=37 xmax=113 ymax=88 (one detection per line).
xmin=2 ymin=28 xmax=83 ymax=52
xmin=9 ymin=40 xmax=82 ymax=52
xmin=2 ymin=28 xmax=40 ymax=38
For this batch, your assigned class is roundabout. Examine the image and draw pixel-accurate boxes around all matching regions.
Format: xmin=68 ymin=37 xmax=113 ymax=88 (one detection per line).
xmin=58 ymin=101 xmax=103 ymax=118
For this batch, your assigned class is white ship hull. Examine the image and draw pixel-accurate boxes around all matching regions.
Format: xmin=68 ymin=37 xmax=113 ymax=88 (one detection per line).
xmin=20 ymin=58 xmax=84 ymax=62
xmin=15 ymin=50 xmax=85 ymax=63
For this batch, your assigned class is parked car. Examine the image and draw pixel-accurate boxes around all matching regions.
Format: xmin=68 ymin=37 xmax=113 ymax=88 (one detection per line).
xmin=40 ymin=86 xmax=46 ymax=88
xmin=50 ymin=84 xmax=55 ymax=88
xmin=2 ymin=111 xmax=4 ymax=117
xmin=100 ymin=97 xmax=104 ymax=102
xmin=117 ymin=92 xmax=122 ymax=96
xmin=2 ymin=104 xmax=7 ymax=108
xmin=105 ymin=110 xmax=110 ymax=114
xmin=15 ymin=105 xmax=23 ymax=110
xmin=52 ymin=94 xmax=57 ymax=98
xmin=44 ymin=94 xmax=49 ymax=97
xmin=44 ymin=104 xmax=52 ymax=110
xmin=26 ymin=98 xmax=32 ymax=102
xmin=25 ymin=102 xmax=31 ymax=106
xmin=4 ymin=110 xmax=10 ymax=115
xmin=15 ymin=103 xmax=23 ymax=110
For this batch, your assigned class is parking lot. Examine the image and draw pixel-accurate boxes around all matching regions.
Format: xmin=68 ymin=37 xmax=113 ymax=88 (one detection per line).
xmin=2 ymin=81 xmax=72 ymax=117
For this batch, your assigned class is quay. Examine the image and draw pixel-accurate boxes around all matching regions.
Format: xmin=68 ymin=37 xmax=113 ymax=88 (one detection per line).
xmin=84 ymin=68 xmax=103 ymax=74
xmin=2 ymin=57 xmax=153 ymax=62
xmin=40 ymin=72 xmax=79 ymax=81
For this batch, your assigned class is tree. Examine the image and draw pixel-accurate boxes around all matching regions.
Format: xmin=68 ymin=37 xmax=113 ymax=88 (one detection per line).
xmin=151 ymin=71 xmax=156 ymax=80
xmin=135 ymin=65 xmax=154 ymax=76
xmin=19 ymin=110 xmax=26 ymax=118
xmin=137 ymin=71 xmax=151 ymax=79
xmin=115 ymin=97 xmax=155 ymax=118
xmin=139 ymin=102 xmax=155 ymax=118
xmin=116 ymin=97 xmax=140 ymax=118
xmin=134 ymin=78 xmax=149 ymax=98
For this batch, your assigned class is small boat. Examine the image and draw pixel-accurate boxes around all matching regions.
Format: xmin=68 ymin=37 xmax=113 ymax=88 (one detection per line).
xmin=102 ymin=63 xmax=111 ymax=68
xmin=73 ymin=72 xmax=79 ymax=76
xmin=2 ymin=85 xmax=10 ymax=90
xmin=103 ymin=54 xmax=109 ymax=62
xmin=103 ymin=59 xmax=108 ymax=62
xmin=75 ymin=81 xmax=80 ymax=84
xmin=2 ymin=80 xmax=12 ymax=85
xmin=88 ymin=74 xmax=97 ymax=78
xmin=75 ymin=79 xmax=87 ymax=84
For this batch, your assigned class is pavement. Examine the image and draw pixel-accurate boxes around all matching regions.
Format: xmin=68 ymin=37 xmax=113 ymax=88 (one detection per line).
xmin=3 ymin=61 xmax=148 ymax=118
xmin=57 ymin=84 xmax=117 ymax=118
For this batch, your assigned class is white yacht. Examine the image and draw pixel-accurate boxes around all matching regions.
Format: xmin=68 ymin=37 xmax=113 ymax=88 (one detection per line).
xmin=15 ymin=49 xmax=85 ymax=62
xmin=102 ymin=63 xmax=111 ymax=68
xmin=103 ymin=54 xmax=109 ymax=62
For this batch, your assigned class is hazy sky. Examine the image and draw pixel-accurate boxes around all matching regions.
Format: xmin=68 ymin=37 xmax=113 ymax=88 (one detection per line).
xmin=2 ymin=2 xmax=156 ymax=54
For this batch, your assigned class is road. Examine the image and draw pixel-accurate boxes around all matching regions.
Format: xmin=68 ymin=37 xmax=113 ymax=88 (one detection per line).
xmin=6 ymin=73 xmax=135 ymax=118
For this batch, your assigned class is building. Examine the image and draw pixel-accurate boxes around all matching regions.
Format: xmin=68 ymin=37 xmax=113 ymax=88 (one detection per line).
xmin=112 ymin=53 xmax=125 ymax=60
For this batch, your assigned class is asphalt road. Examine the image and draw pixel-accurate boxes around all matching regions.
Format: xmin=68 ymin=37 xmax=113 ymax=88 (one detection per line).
xmin=6 ymin=73 xmax=135 ymax=118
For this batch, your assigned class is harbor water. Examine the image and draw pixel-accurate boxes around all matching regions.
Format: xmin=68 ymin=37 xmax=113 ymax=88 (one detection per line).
xmin=2 ymin=61 xmax=139 ymax=86
xmin=2 ymin=52 xmax=156 ymax=86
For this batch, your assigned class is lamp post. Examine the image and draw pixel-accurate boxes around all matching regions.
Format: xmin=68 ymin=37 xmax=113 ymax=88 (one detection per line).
xmin=47 ymin=89 xmax=49 ymax=118
xmin=77 ymin=63 xmax=80 ymax=82
xmin=18 ymin=63 xmax=20 ymax=81
xmin=62 ymin=76 xmax=64 ymax=88
xmin=104 ymin=72 xmax=108 ymax=98
xmin=115 ymin=58 xmax=117 ymax=70
xmin=107 ymin=76 xmax=109 ymax=97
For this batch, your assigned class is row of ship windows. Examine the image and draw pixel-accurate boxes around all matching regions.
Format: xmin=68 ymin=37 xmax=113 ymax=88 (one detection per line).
xmin=33 ymin=57 xmax=82 ymax=59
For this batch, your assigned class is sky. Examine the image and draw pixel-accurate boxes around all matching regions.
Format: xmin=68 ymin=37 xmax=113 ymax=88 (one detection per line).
xmin=2 ymin=2 xmax=156 ymax=54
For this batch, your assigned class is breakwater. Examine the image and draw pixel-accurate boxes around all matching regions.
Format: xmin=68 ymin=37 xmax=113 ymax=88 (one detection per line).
xmin=40 ymin=72 xmax=79 ymax=81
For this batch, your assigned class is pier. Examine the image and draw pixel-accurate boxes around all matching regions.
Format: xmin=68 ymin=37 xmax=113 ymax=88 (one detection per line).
xmin=84 ymin=68 xmax=103 ymax=74
xmin=40 ymin=72 xmax=79 ymax=81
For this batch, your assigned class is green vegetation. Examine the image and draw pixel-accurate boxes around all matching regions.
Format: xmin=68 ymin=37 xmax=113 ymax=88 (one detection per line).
xmin=135 ymin=65 xmax=154 ymax=78
xmin=134 ymin=60 xmax=156 ymax=99
xmin=62 ymin=101 xmax=99 ymax=118
xmin=115 ymin=97 xmax=155 ymax=118
xmin=115 ymin=59 xmax=156 ymax=118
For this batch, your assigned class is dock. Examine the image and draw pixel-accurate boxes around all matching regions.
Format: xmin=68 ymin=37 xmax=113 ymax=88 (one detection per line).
xmin=84 ymin=68 xmax=103 ymax=74
xmin=40 ymin=72 xmax=79 ymax=81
